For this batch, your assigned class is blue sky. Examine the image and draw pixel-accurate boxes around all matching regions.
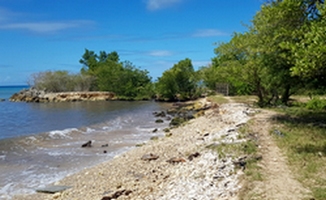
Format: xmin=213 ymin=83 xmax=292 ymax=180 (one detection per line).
xmin=0 ymin=0 xmax=263 ymax=85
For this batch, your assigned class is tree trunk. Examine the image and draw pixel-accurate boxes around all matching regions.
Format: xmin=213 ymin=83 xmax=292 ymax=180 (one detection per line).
xmin=281 ymin=84 xmax=291 ymax=105
xmin=256 ymin=83 xmax=265 ymax=107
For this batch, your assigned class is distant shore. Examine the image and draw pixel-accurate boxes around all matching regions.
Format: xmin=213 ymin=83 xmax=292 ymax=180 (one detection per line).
xmin=9 ymin=88 xmax=116 ymax=103
xmin=13 ymin=99 xmax=256 ymax=200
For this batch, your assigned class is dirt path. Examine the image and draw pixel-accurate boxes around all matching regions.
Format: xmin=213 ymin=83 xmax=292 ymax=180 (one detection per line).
xmin=244 ymin=109 xmax=312 ymax=200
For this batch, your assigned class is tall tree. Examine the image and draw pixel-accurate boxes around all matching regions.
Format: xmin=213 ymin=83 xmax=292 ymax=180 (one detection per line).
xmin=80 ymin=49 xmax=97 ymax=74
xmin=251 ymin=0 xmax=308 ymax=104
xmin=156 ymin=58 xmax=197 ymax=101
xmin=208 ymin=0 xmax=324 ymax=106
xmin=284 ymin=2 xmax=326 ymax=79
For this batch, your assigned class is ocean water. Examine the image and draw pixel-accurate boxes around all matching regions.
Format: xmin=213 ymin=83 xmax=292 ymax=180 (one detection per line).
xmin=0 ymin=86 xmax=171 ymax=199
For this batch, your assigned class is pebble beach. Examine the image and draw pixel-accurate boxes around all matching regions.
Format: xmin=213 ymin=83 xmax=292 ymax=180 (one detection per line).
xmin=13 ymin=100 xmax=257 ymax=200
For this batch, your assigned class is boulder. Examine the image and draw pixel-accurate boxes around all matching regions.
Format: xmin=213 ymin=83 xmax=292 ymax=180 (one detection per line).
xmin=81 ymin=140 xmax=92 ymax=148
xmin=154 ymin=111 xmax=166 ymax=117
xmin=155 ymin=119 xmax=164 ymax=123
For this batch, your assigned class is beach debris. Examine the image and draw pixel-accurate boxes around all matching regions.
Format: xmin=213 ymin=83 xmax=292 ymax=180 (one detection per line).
xmin=233 ymin=156 xmax=247 ymax=170
xmin=81 ymin=140 xmax=92 ymax=148
xmin=169 ymin=117 xmax=186 ymax=127
xmin=141 ymin=153 xmax=159 ymax=161
xmin=163 ymin=128 xmax=170 ymax=132
xmin=203 ymin=133 xmax=210 ymax=137
xmin=206 ymin=143 xmax=220 ymax=149
xmin=273 ymin=129 xmax=285 ymax=137
xmin=165 ymin=132 xmax=173 ymax=137
xmin=35 ymin=185 xmax=72 ymax=194
xmin=233 ymin=155 xmax=263 ymax=170
xmin=103 ymin=150 xmax=107 ymax=154
xmin=150 ymin=136 xmax=159 ymax=140
xmin=153 ymin=111 xmax=166 ymax=117
xmin=135 ymin=143 xmax=145 ymax=147
xmin=166 ymin=157 xmax=186 ymax=164
xmin=152 ymin=128 xmax=158 ymax=133
xmin=101 ymin=144 xmax=109 ymax=147
xmin=236 ymin=122 xmax=246 ymax=127
xmin=101 ymin=189 xmax=132 ymax=200
xmin=155 ymin=119 xmax=164 ymax=123
xmin=188 ymin=152 xmax=201 ymax=161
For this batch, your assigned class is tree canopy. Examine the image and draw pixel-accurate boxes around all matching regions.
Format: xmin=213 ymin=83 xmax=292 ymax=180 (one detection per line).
xmin=79 ymin=49 xmax=153 ymax=99
xmin=155 ymin=58 xmax=198 ymax=101
xmin=201 ymin=0 xmax=326 ymax=106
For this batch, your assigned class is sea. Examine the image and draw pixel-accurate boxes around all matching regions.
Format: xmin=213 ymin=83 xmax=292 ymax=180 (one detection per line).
xmin=0 ymin=86 xmax=171 ymax=199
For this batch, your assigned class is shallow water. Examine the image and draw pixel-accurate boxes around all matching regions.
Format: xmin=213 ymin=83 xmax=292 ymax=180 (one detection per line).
xmin=0 ymin=86 xmax=172 ymax=199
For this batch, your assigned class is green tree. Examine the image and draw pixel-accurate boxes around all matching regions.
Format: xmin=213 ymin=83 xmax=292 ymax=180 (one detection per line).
xmin=80 ymin=49 xmax=153 ymax=99
xmin=80 ymin=49 xmax=98 ymax=74
xmin=212 ymin=33 xmax=259 ymax=96
xmin=95 ymin=60 xmax=123 ymax=92
xmin=79 ymin=49 xmax=120 ymax=75
xmin=209 ymin=0 xmax=320 ymax=106
xmin=155 ymin=70 xmax=178 ymax=100
xmin=251 ymin=0 xmax=307 ymax=104
xmin=156 ymin=58 xmax=197 ymax=101
xmin=284 ymin=2 xmax=326 ymax=79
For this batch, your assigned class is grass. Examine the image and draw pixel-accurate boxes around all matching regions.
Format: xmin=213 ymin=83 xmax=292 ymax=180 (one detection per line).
xmin=229 ymin=95 xmax=258 ymax=104
xmin=206 ymin=94 xmax=258 ymax=105
xmin=239 ymin=122 xmax=263 ymax=182
xmin=206 ymin=94 xmax=229 ymax=104
xmin=272 ymin=105 xmax=326 ymax=200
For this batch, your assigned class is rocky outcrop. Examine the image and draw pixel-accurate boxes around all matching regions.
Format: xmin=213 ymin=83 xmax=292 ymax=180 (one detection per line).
xmin=153 ymin=98 xmax=213 ymax=128
xmin=9 ymin=88 xmax=115 ymax=103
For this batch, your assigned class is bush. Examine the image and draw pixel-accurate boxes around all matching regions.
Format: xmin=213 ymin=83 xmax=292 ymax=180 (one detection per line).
xmin=29 ymin=70 xmax=94 ymax=92
xmin=305 ymin=97 xmax=326 ymax=110
xmin=155 ymin=58 xmax=198 ymax=101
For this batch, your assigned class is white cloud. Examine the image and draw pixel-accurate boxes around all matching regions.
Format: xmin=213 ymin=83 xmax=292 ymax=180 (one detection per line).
xmin=0 ymin=20 xmax=94 ymax=34
xmin=0 ymin=7 xmax=20 ymax=22
xmin=192 ymin=29 xmax=227 ymax=37
xmin=148 ymin=50 xmax=173 ymax=57
xmin=145 ymin=0 xmax=183 ymax=11
xmin=0 ymin=7 xmax=95 ymax=34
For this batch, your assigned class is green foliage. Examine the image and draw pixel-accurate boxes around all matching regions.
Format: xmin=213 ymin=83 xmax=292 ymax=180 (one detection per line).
xmin=155 ymin=58 xmax=198 ymax=101
xmin=29 ymin=70 xmax=94 ymax=92
xmin=282 ymin=2 xmax=326 ymax=79
xmin=208 ymin=0 xmax=326 ymax=107
xmin=79 ymin=49 xmax=154 ymax=99
xmin=305 ymin=97 xmax=326 ymax=110
xmin=169 ymin=117 xmax=186 ymax=127
xmin=80 ymin=49 xmax=120 ymax=75
xmin=198 ymin=62 xmax=254 ymax=96
xmin=209 ymin=32 xmax=267 ymax=100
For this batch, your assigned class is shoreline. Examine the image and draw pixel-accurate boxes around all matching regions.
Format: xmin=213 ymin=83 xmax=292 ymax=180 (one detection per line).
xmin=9 ymin=90 xmax=116 ymax=103
xmin=13 ymin=100 xmax=256 ymax=200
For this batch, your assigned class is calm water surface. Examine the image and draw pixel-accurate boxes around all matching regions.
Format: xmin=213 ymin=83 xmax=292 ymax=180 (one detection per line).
xmin=0 ymin=86 xmax=171 ymax=199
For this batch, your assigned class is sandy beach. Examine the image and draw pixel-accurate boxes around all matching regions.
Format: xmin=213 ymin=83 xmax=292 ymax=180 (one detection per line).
xmin=13 ymin=100 xmax=256 ymax=200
